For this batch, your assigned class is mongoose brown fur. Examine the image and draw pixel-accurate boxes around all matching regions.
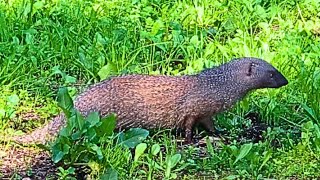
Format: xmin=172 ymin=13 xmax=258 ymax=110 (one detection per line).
xmin=12 ymin=57 xmax=288 ymax=144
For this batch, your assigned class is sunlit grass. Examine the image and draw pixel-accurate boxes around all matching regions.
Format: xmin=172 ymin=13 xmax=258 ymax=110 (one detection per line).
xmin=0 ymin=0 xmax=319 ymax=179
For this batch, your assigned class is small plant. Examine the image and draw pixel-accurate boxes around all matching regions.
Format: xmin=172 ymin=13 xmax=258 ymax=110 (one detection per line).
xmin=51 ymin=87 xmax=149 ymax=178
xmin=57 ymin=167 xmax=76 ymax=180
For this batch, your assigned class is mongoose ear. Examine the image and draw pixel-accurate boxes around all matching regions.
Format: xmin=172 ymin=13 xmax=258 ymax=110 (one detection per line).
xmin=246 ymin=63 xmax=253 ymax=76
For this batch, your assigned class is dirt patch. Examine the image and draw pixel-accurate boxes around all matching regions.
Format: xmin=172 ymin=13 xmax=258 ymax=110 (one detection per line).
xmin=0 ymin=145 xmax=56 ymax=179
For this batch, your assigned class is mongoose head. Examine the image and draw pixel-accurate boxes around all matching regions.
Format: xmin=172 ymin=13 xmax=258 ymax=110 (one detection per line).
xmin=200 ymin=57 xmax=288 ymax=90
xmin=227 ymin=57 xmax=288 ymax=89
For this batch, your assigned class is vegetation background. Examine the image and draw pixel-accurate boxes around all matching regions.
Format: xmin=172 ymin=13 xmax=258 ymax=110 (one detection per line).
xmin=0 ymin=0 xmax=319 ymax=179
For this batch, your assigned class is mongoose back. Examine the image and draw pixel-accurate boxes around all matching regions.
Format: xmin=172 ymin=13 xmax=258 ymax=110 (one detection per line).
xmin=12 ymin=57 xmax=288 ymax=144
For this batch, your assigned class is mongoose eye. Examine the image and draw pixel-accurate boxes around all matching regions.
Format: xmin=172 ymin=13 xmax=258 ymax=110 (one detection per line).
xmin=270 ymin=73 xmax=274 ymax=78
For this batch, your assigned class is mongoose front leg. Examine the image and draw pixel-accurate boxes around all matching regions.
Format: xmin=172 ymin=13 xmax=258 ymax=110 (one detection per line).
xmin=198 ymin=116 xmax=215 ymax=135
xmin=184 ymin=116 xmax=197 ymax=144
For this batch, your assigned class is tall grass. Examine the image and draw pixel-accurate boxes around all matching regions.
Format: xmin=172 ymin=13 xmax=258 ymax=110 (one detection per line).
xmin=0 ymin=0 xmax=320 ymax=179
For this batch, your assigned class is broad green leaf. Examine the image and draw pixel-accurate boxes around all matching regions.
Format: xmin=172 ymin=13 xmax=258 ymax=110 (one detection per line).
xmin=71 ymin=131 xmax=81 ymax=140
xmin=7 ymin=94 xmax=19 ymax=106
xmin=151 ymin=144 xmax=160 ymax=156
xmin=87 ymin=112 xmax=100 ymax=127
xmin=314 ymin=124 xmax=320 ymax=139
xmin=134 ymin=143 xmax=147 ymax=161
xmin=0 ymin=109 xmax=5 ymax=118
xmin=52 ymin=151 xmax=65 ymax=163
xmin=119 ymin=128 xmax=149 ymax=148
xmin=301 ymin=104 xmax=317 ymax=122
xmin=57 ymin=87 xmax=74 ymax=117
xmin=95 ymin=114 xmax=117 ymax=137
xmin=100 ymin=168 xmax=118 ymax=180
xmin=190 ymin=35 xmax=199 ymax=47
xmin=65 ymin=75 xmax=77 ymax=84
xmin=98 ymin=61 xmax=117 ymax=80
xmin=151 ymin=20 xmax=164 ymax=36
xmin=169 ymin=154 xmax=181 ymax=168
xmin=205 ymin=137 xmax=215 ymax=157
xmin=225 ymin=175 xmax=240 ymax=180
xmin=91 ymin=144 xmax=103 ymax=160
xmin=87 ymin=127 xmax=97 ymax=141
xmin=259 ymin=150 xmax=272 ymax=171
xmin=75 ymin=110 xmax=85 ymax=131
xmin=233 ymin=143 xmax=253 ymax=164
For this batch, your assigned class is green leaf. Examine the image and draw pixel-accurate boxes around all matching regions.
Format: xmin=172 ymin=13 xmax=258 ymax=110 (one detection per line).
xmin=302 ymin=104 xmax=317 ymax=122
xmin=100 ymin=168 xmax=118 ymax=180
xmin=95 ymin=114 xmax=117 ymax=137
xmin=52 ymin=151 xmax=65 ymax=163
xmin=190 ymin=35 xmax=199 ymax=47
xmin=259 ymin=150 xmax=272 ymax=171
xmin=169 ymin=154 xmax=181 ymax=168
xmin=151 ymin=144 xmax=160 ymax=156
xmin=134 ymin=143 xmax=147 ymax=161
xmin=314 ymin=124 xmax=320 ymax=139
xmin=57 ymin=87 xmax=74 ymax=118
xmin=65 ymin=75 xmax=77 ymax=84
xmin=225 ymin=175 xmax=240 ymax=180
xmin=75 ymin=110 xmax=85 ymax=131
xmin=91 ymin=144 xmax=103 ymax=160
xmin=98 ymin=61 xmax=117 ymax=80
xmin=87 ymin=112 xmax=100 ymax=127
xmin=7 ymin=94 xmax=19 ymax=107
xmin=151 ymin=19 xmax=164 ymax=36
xmin=205 ymin=137 xmax=215 ymax=157
xmin=52 ymin=143 xmax=70 ymax=163
xmin=233 ymin=143 xmax=253 ymax=164
xmin=119 ymin=128 xmax=149 ymax=148
xmin=87 ymin=128 xmax=97 ymax=141
xmin=71 ymin=131 xmax=82 ymax=140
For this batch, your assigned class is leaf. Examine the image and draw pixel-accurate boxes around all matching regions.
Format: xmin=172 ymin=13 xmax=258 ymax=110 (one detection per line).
xmin=258 ymin=150 xmax=272 ymax=171
xmin=233 ymin=143 xmax=253 ymax=164
xmin=91 ymin=144 xmax=103 ymax=160
xmin=95 ymin=114 xmax=117 ymax=137
xmin=151 ymin=19 xmax=164 ymax=36
xmin=190 ymin=35 xmax=199 ymax=47
xmin=51 ymin=65 xmax=64 ymax=77
xmin=57 ymin=87 xmax=74 ymax=118
xmin=75 ymin=110 xmax=85 ymax=131
xmin=86 ymin=127 xmax=97 ymax=141
xmin=301 ymin=104 xmax=317 ymax=122
xmin=52 ymin=151 xmax=65 ymax=163
xmin=119 ymin=128 xmax=149 ymax=148
xmin=95 ymin=32 xmax=107 ymax=47
xmin=98 ymin=61 xmax=117 ymax=80
xmin=87 ymin=112 xmax=100 ymax=127
xmin=52 ymin=143 xmax=70 ymax=163
xmin=205 ymin=137 xmax=215 ymax=157
xmin=134 ymin=143 xmax=147 ymax=161
xmin=169 ymin=154 xmax=181 ymax=168
xmin=7 ymin=94 xmax=19 ymax=107
xmin=151 ymin=144 xmax=160 ymax=156
xmin=65 ymin=75 xmax=77 ymax=84
xmin=314 ymin=124 xmax=320 ymax=139
xmin=100 ymin=168 xmax=118 ymax=180
xmin=225 ymin=175 xmax=240 ymax=180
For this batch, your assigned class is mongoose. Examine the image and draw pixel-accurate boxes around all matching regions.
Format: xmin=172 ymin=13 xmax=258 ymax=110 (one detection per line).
xmin=12 ymin=57 xmax=288 ymax=144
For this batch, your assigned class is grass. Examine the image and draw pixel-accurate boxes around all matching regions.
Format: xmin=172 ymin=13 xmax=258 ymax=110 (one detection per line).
xmin=0 ymin=0 xmax=320 ymax=179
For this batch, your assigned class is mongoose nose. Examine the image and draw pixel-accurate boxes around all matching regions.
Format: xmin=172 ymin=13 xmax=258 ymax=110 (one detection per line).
xmin=277 ymin=75 xmax=288 ymax=87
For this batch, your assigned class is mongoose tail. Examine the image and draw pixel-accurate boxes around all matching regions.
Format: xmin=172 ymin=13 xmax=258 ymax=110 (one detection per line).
xmin=11 ymin=114 xmax=66 ymax=144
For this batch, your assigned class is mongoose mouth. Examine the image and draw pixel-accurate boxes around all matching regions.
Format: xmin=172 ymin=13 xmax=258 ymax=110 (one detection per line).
xmin=273 ymin=73 xmax=289 ymax=88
